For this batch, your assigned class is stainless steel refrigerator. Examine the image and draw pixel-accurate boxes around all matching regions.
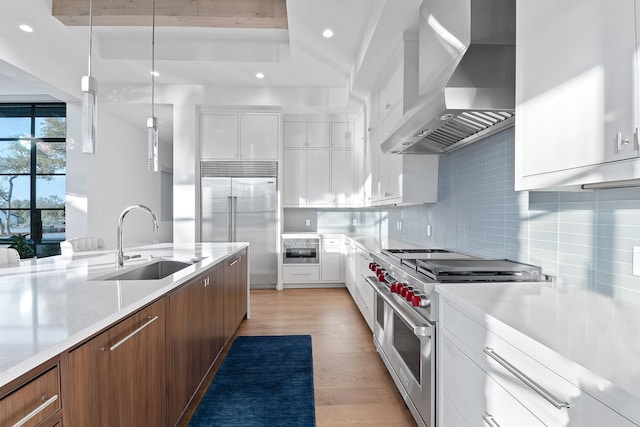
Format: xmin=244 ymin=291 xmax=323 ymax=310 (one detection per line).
xmin=201 ymin=173 xmax=277 ymax=288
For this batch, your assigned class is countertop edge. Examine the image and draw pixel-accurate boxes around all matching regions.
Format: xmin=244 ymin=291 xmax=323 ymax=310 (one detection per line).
xmin=0 ymin=243 xmax=248 ymax=390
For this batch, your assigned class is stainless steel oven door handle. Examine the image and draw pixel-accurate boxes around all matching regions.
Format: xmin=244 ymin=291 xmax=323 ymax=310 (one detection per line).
xmin=365 ymin=277 xmax=432 ymax=337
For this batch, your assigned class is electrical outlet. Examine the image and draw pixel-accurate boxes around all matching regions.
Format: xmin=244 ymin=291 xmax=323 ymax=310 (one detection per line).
xmin=634 ymin=247 xmax=640 ymax=276
xmin=305 ymin=219 xmax=311 ymax=227
xmin=352 ymin=219 xmax=357 ymax=226
xmin=396 ymin=221 xmax=402 ymax=231
xmin=426 ymin=224 xmax=432 ymax=237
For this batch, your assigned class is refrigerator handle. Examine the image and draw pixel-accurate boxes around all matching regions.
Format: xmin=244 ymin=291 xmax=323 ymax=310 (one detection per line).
xmin=227 ymin=196 xmax=233 ymax=242
xmin=232 ymin=196 xmax=238 ymax=242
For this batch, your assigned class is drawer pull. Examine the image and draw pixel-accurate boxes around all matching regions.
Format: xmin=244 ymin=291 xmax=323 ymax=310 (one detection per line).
xmin=104 ymin=316 xmax=159 ymax=352
xmin=483 ymin=347 xmax=570 ymax=409
xmin=229 ymin=258 xmax=239 ymax=267
xmin=12 ymin=394 xmax=58 ymax=427
xmin=482 ymin=414 xmax=501 ymax=427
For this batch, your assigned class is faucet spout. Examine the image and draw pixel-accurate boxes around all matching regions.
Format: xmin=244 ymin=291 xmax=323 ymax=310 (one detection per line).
xmin=116 ymin=204 xmax=160 ymax=268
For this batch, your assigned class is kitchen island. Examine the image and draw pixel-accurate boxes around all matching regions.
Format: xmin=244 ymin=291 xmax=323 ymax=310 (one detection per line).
xmin=0 ymin=242 xmax=249 ymax=426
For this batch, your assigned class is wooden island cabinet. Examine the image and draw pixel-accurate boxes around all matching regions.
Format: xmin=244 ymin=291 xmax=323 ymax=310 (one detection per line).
xmin=67 ymin=298 xmax=167 ymax=426
xmin=0 ymin=249 xmax=250 ymax=427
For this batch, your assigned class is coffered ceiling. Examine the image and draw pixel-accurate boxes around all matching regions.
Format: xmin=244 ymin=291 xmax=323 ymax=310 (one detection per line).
xmin=0 ymin=0 xmax=421 ymax=116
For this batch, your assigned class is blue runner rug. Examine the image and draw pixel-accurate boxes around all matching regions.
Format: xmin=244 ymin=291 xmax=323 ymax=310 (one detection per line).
xmin=188 ymin=335 xmax=316 ymax=427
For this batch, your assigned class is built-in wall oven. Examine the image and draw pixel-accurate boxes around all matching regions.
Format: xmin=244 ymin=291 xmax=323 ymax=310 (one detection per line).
xmin=282 ymin=235 xmax=320 ymax=264
xmin=366 ymin=248 xmax=546 ymax=427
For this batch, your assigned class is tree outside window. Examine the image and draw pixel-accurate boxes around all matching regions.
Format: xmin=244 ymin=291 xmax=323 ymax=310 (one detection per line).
xmin=0 ymin=104 xmax=66 ymax=256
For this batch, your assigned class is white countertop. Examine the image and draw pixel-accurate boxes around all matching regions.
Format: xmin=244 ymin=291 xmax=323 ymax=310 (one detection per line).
xmin=0 ymin=242 xmax=248 ymax=388
xmin=435 ymin=282 xmax=640 ymax=418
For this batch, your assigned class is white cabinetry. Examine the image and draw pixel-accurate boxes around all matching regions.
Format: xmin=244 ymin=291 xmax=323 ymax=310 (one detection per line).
xmin=200 ymin=113 xmax=279 ymax=160
xmin=283 ymin=119 xmax=357 ymax=207
xmin=342 ymin=241 xmax=375 ymax=331
xmin=368 ymin=33 xmax=418 ymax=147
xmin=284 ymin=121 xmax=330 ymax=148
xmin=438 ymin=297 xmax=638 ymax=427
xmin=375 ymin=154 xmax=439 ymax=205
xmin=283 ymin=149 xmax=331 ymax=207
xmin=331 ymin=150 xmax=354 ymax=207
xmin=515 ymin=0 xmax=640 ymax=190
xmin=331 ymin=122 xmax=354 ymax=149
xmin=320 ymin=237 xmax=343 ymax=282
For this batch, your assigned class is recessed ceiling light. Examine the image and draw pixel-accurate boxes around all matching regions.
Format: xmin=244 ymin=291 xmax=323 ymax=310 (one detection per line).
xmin=256 ymin=72 xmax=265 ymax=79
xmin=322 ymin=28 xmax=334 ymax=38
xmin=150 ymin=70 xmax=160 ymax=77
xmin=19 ymin=24 xmax=33 ymax=33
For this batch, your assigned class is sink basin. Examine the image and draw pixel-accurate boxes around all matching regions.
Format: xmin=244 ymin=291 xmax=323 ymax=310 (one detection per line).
xmin=96 ymin=259 xmax=194 ymax=281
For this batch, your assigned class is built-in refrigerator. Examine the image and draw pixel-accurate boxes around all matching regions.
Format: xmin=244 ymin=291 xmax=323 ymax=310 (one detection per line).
xmin=201 ymin=161 xmax=277 ymax=288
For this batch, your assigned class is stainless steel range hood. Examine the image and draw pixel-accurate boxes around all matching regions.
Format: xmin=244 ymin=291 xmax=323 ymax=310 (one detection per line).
xmin=381 ymin=0 xmax=515 ymax=155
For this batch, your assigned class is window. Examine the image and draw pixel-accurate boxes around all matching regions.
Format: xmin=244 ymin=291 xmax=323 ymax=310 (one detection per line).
xmin=0 ymin=103 xmax=66 ymax=257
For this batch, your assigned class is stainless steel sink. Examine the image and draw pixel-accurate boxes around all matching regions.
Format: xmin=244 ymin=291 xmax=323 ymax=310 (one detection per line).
xmin=95 ymin=259 xmax=194 ymax=281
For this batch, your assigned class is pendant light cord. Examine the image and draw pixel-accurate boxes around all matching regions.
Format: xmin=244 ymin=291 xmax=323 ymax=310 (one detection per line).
xmin=151 ymin=0 xmax=155 ymax=118
xmin=88 ymin=0 xmax=93 ymax=76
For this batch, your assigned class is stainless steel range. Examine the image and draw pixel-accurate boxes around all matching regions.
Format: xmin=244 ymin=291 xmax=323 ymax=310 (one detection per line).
xmin=365 ymin=249 xmax=546 ymax=427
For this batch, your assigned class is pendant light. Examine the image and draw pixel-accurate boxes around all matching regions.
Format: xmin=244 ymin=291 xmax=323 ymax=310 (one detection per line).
xmin=147 ymin=0 xmax=159 ymax=172
xmin=81 ymin=0 xmax=97 ymax=154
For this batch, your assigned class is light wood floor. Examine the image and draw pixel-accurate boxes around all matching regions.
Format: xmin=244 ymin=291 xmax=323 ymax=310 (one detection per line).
xmin=235 ymin=288 xmax=416 ymax=427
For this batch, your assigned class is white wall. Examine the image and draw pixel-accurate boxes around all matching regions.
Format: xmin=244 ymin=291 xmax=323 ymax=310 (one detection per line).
xmin=65 ymin=102 xmax=172 ymax=249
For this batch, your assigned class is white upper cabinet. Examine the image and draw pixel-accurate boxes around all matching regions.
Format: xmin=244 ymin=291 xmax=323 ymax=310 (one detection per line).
xmin=200 ymin=114 xmax=238 ymax=159
xmin=200 ymin=112 xmax=279 ymax=160
xmin=283 ymin=149 xmax=331 ymax=207
xmin=284 ymin=121 xmax=330 ymax=148
xmin=515 ymin=0 xmax=639 ymax=190
xmin=331 ymin=150 xmax=355 ymax=207
xmin=239 ymin=114 xmax=279 ymax=159
xmin=330 ymin=122 xmax=354 ymax=149
xmin=283 ymin=118 xmax=357 ymax=207
xmin=369 ymin=34 xmax=419 ymax=146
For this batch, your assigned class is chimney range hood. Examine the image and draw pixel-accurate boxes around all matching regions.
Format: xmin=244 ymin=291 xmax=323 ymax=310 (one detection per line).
xmin=381 ymin=0 xmax=515 ymax=155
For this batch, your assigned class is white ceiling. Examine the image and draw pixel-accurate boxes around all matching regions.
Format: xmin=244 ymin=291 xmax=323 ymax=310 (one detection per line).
xmin=0 ymin=0 xmax=421 ymax=129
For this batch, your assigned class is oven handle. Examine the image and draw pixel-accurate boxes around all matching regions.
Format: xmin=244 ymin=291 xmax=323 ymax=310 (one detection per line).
xmin=364 ymin=276 xmax=432 ymax=338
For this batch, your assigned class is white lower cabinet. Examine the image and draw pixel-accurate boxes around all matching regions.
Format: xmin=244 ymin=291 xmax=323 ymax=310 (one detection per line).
xmin=439 ymin=299 xmax=639 ymax=427
xmin=441 ymin=333 xmax=547 ymax=427
xmin=281 ymin=265 xmax=320 ymax=282
xmin=320 ymin=237 xmax=342 ymax=282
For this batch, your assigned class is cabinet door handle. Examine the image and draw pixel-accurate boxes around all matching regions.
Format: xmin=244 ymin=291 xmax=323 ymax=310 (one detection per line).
xmin=385 ymin=102 xmax=393 ymax=110
xmin=617 ymin=131 xmax=631 ymax=151
xmin=482 ymin=414 xmax=501 ymax=427
xmin=483 ymin=347 xmax=570 ymax=409
xmin=12 ymin=394 xmax=59 ymax=427
xmin=103 ymin=316 xmax=159 ymax=352
xmin=229 ymin=258 xmax=239 ymax=267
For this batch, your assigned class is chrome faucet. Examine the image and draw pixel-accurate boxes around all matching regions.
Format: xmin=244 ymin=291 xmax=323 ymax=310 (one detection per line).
xmin=116 ymin=204 xmax=160 ymax=268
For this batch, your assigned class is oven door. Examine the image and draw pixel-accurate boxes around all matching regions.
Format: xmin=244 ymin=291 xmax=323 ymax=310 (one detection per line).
xmin=282 ymin=239 xmax=320 ymax=264
xmin=366 ymin=277 xmax=435 ymax=427
xmin=388 ymin=305 xmax=435 ymax=427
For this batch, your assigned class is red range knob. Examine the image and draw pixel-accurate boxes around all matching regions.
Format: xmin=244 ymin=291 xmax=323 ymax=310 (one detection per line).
xmin=412 ymin=295 xmax=422 ymax=307
xmin=406 ymin=290 xmax=415 ymax=301
xmin=401 ymin=286 xmax=412 ymax=297
xmin=390 ymin=282 xmax=398 ymax=293
xmin=395 ymin=283 xmax=404 ymax=294
xmin=375 ymin=267 xmax=383 ymax=275
xmin=369 ymin=262 xmax=376 ymax=271
xmin=377 ymin=273 xmax=385 ymax=282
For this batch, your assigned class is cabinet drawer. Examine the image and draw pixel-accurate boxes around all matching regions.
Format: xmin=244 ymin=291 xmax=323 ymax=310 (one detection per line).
xmin=321 ymin=237 xmax=341 ymax=246
xmin=441 ymin=334 xmax=548 ymax=427
xmin=0 ymin=365 xmax=61 ymax=427
xmin=282 ymin=265 xmax=320 ymax=282
xmin=441 ymin=302 xmax=639 ymax=426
